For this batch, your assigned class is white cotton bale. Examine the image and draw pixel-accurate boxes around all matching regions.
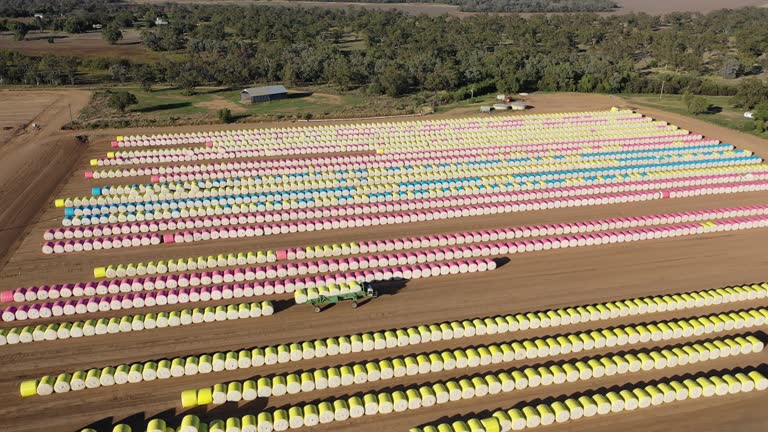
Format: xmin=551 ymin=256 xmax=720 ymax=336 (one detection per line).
xmin=212 ymin=384 xmax=227 ymax=405
xmin=315 ymin=402 xmax=334 ymax=424
xmin=84 ymin=369 xmax=101 ymax=389
xmin=99 ymin=367 xmax=116 ymax=386
xmin=272 ymin=376 xmax=287 ymax=396
xmin=288 ymin=407 xmax=303 ymax=429
xmin=242 ymin=380 xmax=258 ymax=401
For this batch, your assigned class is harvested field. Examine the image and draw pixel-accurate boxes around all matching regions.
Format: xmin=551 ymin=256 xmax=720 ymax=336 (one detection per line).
xmin=0 ymin=91 xmax=59 ymax=130
xmin=0 ymin=89 xmax=91 ymax=267
xmin=0 ymin=29 xmax=158 ymax=62
xmin=1 ymin=94 xmax=768 ymax=432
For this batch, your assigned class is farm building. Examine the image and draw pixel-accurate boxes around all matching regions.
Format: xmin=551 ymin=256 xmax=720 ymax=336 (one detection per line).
xmin=240 ymin=85 xmax=288 ymax=104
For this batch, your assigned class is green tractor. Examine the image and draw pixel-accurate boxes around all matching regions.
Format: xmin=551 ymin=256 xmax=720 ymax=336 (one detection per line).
xmin=308 ymin=282 xmax=378 ymax=312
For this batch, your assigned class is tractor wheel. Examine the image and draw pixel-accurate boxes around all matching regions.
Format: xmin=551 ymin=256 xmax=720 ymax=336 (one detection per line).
xmin=314 ymin=306 xmax=321 ymax=313
xmin=351 ymin=301 xmax=358 ymax=308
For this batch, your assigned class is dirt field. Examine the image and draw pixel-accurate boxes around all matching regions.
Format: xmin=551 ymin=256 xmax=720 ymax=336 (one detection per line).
xmin=133 ymin=0 xmax=768 ymax=16
xmin=0 ymin=89 xmax=91 ymax=268
xmin=0 ymin=29 xmax=157 ymax=62
xmin=0 ymin=91 xmax=59 ymax=130
xmin=1 ymin=93 xmax=768 ymax=432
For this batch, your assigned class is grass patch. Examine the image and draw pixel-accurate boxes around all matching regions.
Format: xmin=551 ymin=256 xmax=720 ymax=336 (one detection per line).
xmin=69 ymin=85 xmax=427 ymax=129
xmin=621 ymin=93 xmax=763 ymax=136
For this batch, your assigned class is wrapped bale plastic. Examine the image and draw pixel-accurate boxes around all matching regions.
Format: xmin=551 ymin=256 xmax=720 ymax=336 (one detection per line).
xmin=318 ymin=402 xmax=335 ymax=423
xmin=273 ymin=409 xmax=289 ymax=431
xmin=349 ymin=396 xmax=365 ymax=418
xmin=181 ymin=389 xmax=199 ymax=408
xmin=180 ymin=415 xmax=201 ymax=432
xmin=146 ymin=419 xmax=167 ymax=432
xmin=378 ymin=393 xmax=394 ymax=414
xmin=20 ymin=379 xmax=38 ymax=397
xmin=303 ymin=405 xmax=319 ymax=427
xmin=257 ymin=412 xmax=273 ymax=432
xmin=288 ymin=407 xmax=304 ymax=429
xmin=333 ymin=399 xmax=350 ymax=421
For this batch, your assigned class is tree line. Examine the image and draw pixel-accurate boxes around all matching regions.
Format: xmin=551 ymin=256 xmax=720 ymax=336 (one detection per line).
xmin=294 ymin=0 xmax=617 ymax=13
xmin=1 ymin=3 xmax=767 ymax=112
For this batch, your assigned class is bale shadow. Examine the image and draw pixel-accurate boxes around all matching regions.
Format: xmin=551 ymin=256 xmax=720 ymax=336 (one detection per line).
xmin=493 ymin=257 xmax=511 ymax=268
xmin=272 ymin=299 xmax=295 ymax=313
xmin=205 ymin=398 xmax=268 ymax=421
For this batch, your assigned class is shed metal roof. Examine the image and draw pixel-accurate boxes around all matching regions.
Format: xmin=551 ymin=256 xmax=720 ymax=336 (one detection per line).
xmin=241 ymin=85 xmax=288 ymax=97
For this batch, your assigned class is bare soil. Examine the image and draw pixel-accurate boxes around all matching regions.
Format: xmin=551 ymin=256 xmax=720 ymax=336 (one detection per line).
xmin=0 ymin=29 xmax=157 ymax=61
xmin=0 ymin=92 xmax=767 ymax=432
xmin=0 ymin=89 xmax=91 ymax=268
xmin=194 ymin=96 xmax=249 ymax=114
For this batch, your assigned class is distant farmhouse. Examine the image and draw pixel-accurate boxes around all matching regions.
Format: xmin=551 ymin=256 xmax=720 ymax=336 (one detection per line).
xmin=240 ymin=85 xmax=288 ymax=104
xmin=154 ymin=17 xmax=168 ymax=26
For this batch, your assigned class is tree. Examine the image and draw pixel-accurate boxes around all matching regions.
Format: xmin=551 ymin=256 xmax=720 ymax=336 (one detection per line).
xmin=218 ymin=108 xmax=233 ymax=124
xmin=109 ymin=63 xmax=129 ymax=83
xmin=176 ymin=63 xmax=201 ymax=96
xmin=108 ymin=91 xmax=138 ymax=113
xmin=11 ymin=22 xmax=28 ymax=41
xmin=62 ymin=56 xmax=79 ymax=85
xmin=132 ymin=64 xmax=156 ymax=92
xmin=731 ymin=77 xmax=768 ymax=109
xmin=62 ymin=16 xmax=89 ymax=34
xmin=682 ymin=90 xmax=693 ymax=107
xmin=102 ymin=23 xmax=123 ymax=45
xmin=577 ymin=74 xmax=597 ymax=93
xmin=753 ymin=103 xmax=768 ymax=133
xmin=719 ymin=58 xmax=743 ymax=79
xmin=377 ymin=66 xmax=410 ymax=97
xmin=686 ymin=95 xmax=711 ymax=115
xmin=142 ymin=26 xmax=185 ymax=51
xmin=423 ymin=63 xmax=461 ymax=92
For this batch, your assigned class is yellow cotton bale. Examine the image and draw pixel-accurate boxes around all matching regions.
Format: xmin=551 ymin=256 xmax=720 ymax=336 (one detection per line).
xmin=197 ymin=387 xmax=213 ymax=405
xmin=20 ymin=379 xmax=38 ymax=397
xmin=181 ymin=390 xmax=197 ymax=408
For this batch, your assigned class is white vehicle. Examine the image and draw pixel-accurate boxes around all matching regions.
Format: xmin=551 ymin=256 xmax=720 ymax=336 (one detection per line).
xmin=744 ymin=111 xmax=754 ymax=119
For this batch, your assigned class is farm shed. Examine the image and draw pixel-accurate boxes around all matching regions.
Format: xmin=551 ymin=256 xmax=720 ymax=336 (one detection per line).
xmin=240 ymin=85 xmax=288 ymax=104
